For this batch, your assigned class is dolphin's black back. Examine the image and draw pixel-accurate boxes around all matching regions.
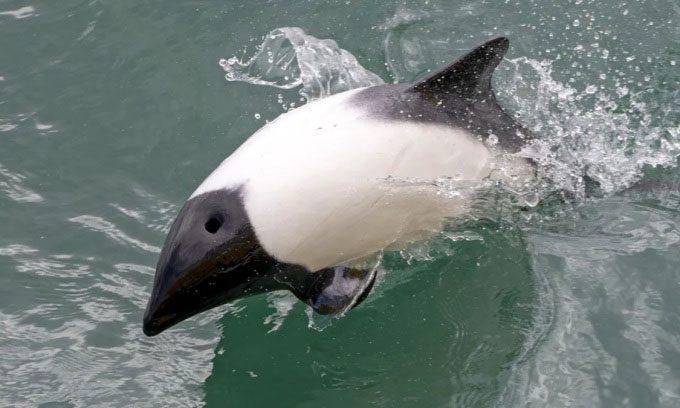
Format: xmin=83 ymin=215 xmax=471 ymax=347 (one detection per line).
xmin=351 ymin=37 xmax=530 ymax=153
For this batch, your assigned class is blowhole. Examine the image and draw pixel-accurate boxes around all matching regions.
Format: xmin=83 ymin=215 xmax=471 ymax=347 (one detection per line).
xmin=204 ymin=216 xmax=223 ymax=234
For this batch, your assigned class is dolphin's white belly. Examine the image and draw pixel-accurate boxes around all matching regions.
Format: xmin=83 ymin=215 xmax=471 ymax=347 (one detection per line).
xmin=193 ymin=89 xmax=525 ymax=271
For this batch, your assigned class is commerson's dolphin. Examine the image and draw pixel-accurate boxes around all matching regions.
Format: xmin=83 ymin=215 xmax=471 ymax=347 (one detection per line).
xmin=143 ymin=36 xmax=535 ymax=336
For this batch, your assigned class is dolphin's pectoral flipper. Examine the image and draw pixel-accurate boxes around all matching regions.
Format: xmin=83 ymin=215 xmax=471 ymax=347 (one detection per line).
xmin=300 ymin=266 xmax=377 ymax=315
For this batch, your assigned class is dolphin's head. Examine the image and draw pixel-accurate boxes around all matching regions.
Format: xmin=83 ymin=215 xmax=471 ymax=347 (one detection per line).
xmin=142 ymin=188 xmax=283 ymax=336
xmin=142 ymin=186 xmax=379 ymax=336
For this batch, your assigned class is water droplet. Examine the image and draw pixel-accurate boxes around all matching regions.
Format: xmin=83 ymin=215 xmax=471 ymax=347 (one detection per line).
xmin=585 ymin=85 xmax=598 ymax=94
xmin=254 ymin=113 xmax=261 ymax=119
xmin=572 ymin=19 xmax=580 ymax=27
xmin=523 ymin=192 xmax=540 ymax=207
xmin=487 ymin=134 xmax=498 ymax=146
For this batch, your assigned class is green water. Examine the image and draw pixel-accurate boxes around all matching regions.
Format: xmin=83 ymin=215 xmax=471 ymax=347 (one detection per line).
xmin=1 ymin=0 xmax=679 ymax=407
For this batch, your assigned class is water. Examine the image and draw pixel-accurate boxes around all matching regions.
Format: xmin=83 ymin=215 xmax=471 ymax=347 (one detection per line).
xmin=1 ymin=0 xmax=679 ymax=407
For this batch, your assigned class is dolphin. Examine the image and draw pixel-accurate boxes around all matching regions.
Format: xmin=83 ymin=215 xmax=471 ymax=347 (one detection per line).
xmin=143 ymin=36 xmax=534 ymax=336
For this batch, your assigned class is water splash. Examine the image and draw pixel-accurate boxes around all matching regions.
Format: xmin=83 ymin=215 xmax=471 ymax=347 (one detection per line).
xmin=379 ymin=7 xmax=434 ymax=83
xmin=498 ymin=57 xmax=680 ymax=198
xmin=263 ymin=291 xmax=297 ymax=333
xmin=219 ymin=27 xmax=384 ymax=102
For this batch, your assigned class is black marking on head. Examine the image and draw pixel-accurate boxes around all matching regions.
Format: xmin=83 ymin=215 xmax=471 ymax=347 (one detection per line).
xmin=351 ymin=37 xmax=532 ymax=153
xmin=143 ymin=188 xmax=288 ymax=335
xmin=157 ymin=189 xmax=254 ymax=278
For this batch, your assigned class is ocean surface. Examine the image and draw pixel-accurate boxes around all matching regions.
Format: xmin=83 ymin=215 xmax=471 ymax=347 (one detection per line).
xmin=2 ymin=1 xmax=680 ymax=407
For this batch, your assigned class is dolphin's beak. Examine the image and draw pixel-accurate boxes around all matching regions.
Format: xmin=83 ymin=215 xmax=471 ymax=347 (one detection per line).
xmin=142 ymin=192 xmax=278 ymax=336
xmin=142 ymin=237 xmax=262 ymax=336
xmin=142 ymin=257 xmax=223 ymax=337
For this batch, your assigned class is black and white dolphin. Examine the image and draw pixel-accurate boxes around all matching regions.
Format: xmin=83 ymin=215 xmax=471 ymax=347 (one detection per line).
xmin=143 ymin=36 xmax=535 ymax=336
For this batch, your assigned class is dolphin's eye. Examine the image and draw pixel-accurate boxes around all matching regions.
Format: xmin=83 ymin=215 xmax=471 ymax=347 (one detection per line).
xmin=204 ymin=216 xmax=223 ymax=234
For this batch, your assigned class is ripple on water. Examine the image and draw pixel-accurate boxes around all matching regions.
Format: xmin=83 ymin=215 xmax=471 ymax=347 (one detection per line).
xmin=502 ymin=195 xmax=680 ymax=407
xmin=0 ymin=163 xmax=45 ymax=203
xmin=0 ymin=5 xmax=36 ymax=19
xmin=0 ymin=186 xmax=225 ymax=407
xmin=111 ymin=186 xmax=178 ymax=233
xmin=68 ymin=215 xmax=160 ymax=253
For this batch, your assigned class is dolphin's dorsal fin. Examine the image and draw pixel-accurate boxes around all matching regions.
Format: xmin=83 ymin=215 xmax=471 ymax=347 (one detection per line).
xmin=410 ymin=36 xmax=509 ymax=102
xmin=405 ymin=36 xmax=532 ymax=152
